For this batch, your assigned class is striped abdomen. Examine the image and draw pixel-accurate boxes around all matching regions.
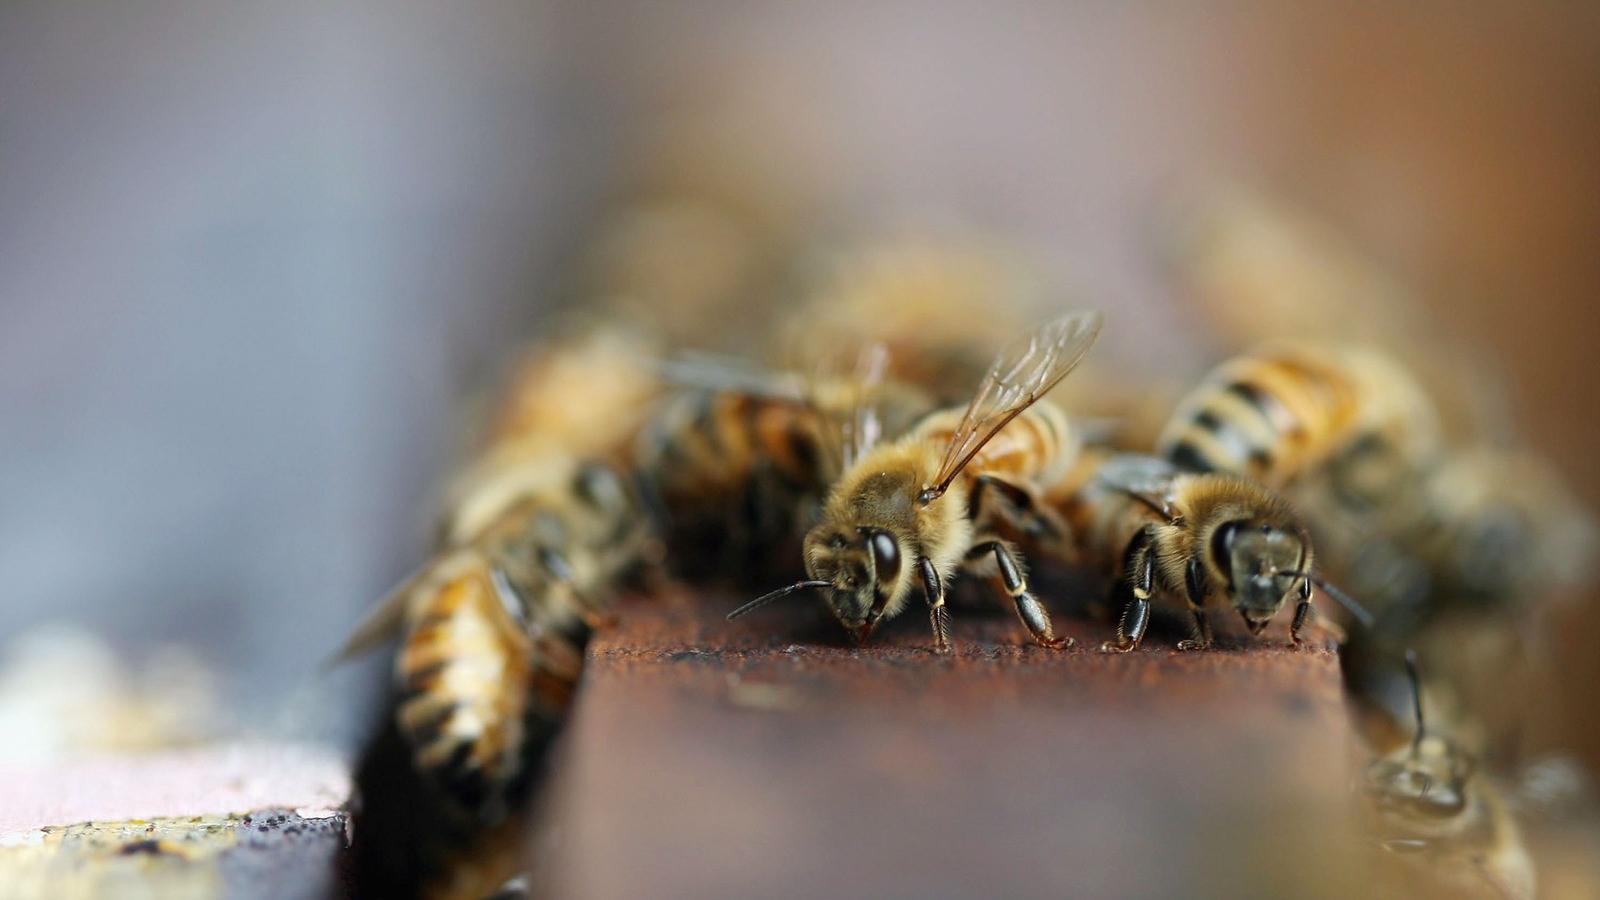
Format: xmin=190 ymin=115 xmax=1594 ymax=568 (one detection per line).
xmin=399 ymin=460 xmax=647 ymax=822
xmin=639 ymin=390 xmax=832 ymax=500
xmin=1158 ymin=344 xmax=1410 ymax=488
xmin=395 ymin=560 xmax=571 ymax=823
xmin=636 ymin=390 xmax=837 ymax=577
xmin=915 ymin=399 xmax=1080 ymax=492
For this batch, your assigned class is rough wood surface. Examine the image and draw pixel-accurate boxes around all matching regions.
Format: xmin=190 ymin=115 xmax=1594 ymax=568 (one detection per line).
xmin=531 ymin=590 xmax=1370 ymax=899
xmin=0 ymin=743 xmax=352 ymax=900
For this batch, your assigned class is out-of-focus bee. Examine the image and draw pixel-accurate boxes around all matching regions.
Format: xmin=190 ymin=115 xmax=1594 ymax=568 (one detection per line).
xmin=1158 ymin=185 xmax=1513 ymax=442
xmin=1156 ymin=341 xmax=1442 ymax=500
xmin=774 ymin=238 xmax=1036 ymax=398
xmin=1045 ymin=452 xmax=1350 ymax=652
xmin=731 ymin=312 xmax=1102 ymax=652
xmin=1156 ymin=342 xmax=1596 ymax=635
xmin=636 ymin=346 xmax=934 ymax=582
xmin=776 ymin=237 xmax=1178 ymax=450
xmin=344 ymin=457 xmax=649 ymax=823
xmin=479 ymin=324 xmax=665 ymax=462
xmin=1354 ymin=652 xmax=1536 ymax=900
xmin=1411 ymin=449 xmax=1596 ymax=619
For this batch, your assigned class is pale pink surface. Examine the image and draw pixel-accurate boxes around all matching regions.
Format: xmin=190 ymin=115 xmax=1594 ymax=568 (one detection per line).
xmin=0 ymin=743 xmax=350 ymax=834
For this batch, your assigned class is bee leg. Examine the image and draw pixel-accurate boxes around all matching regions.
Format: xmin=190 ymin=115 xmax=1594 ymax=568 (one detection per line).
xmin=917 ymin=556 xmax=953 ymax=655
xmin=1290 ymin=576 xmax=1315 ymax=648
xmin=967 ymin=540 xmax=1072 ymax=649
xmin=1176 ymin=557 xmax=1214 ymax=651
xmin=1100 ymin=527 xmax=1155 ymax=653
xmin=970 ymin=474 xmax=1074 ymax=557
xmin=538 ymin=548 xmax=618 ymax=630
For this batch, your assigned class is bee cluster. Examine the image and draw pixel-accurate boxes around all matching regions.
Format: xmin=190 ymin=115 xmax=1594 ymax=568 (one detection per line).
xmin=343 ymin=184 xmax=1595 ymax=898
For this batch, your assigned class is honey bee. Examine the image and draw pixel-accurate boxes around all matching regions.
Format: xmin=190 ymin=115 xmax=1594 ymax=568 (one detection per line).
xmin=1156 ymin=342 xmax=1596 ymax=638
xmin=1156 ymin=341 xmax=1441 ymax=495
xmin=731 ymin=312 xmax=1102 ymax=652
xmin=1044 ymin=452 xmax=1354 ymax=652
xmin=636 ymin=346 xmax=934 ymax=581
xmin=342 ymin=456 xmax=648 ymax=823
xmin=773 ymin=238 xmax=1037 ymax=398
xmin=1357 ymin=652 xmax=1536 ymax=900
xmin=1412 ymin=448 xmax=1596 ymax=617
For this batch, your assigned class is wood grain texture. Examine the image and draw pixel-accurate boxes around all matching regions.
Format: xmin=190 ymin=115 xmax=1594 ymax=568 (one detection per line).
xmin=531 ymin=590 xmax=1371 ymax=899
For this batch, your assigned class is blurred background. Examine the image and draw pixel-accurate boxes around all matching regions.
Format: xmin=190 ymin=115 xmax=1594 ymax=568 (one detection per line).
xmin=1 ymin=1 xmax=1597 ymax=775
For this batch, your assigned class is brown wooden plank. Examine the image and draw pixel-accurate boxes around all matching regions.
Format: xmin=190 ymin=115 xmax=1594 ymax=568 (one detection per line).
xmin=531 ymin=591 xmax=1369 ymax=899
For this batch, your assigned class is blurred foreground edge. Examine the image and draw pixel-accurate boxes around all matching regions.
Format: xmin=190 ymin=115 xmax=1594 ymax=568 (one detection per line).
xmin=0 ymin=743 xmax=352 ymax=900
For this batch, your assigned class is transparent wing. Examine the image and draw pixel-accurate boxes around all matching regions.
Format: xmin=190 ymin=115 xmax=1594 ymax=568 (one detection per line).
xmin=664 ymin=344 xmax=896 ymax=472
xmin=658 ymin=351 xmax=808 ymax=401
xmin=928 ymin=310 xmax=1103 ymax=497
xmin=830 ymin=341 xmax=890 ymax=469
xmin=1094 ymin=453 xmax=1180 ymax=497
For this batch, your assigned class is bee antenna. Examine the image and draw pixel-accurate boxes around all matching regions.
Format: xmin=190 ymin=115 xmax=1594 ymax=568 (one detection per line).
xmin=727 ymin=581 xmax=831 ymax=621
xmin=1404 ymin=648 xmax=1427 ymax=759
xmin=1293 ymin=573 xmax=1375 ymax=630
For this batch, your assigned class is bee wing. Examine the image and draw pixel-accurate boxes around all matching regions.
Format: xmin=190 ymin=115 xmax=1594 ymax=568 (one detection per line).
xmin=657 ymin=351 xmax=808 ymax=401
xmin=325 ymin=549 xmax=473 ymax=666
xmin=1093 ymin=453 xmax=1181 ymax=518
xmin=928 ymin=311 xmax=1103 ymax=497
xmin=1094 ymin=454 xmax=1180 ymax=496
xmin=662 ymin=344 xmax=894 ymax=471
xmin=830 ymin=341 xmax=891 ymax=469
xmin=326 ymin=571 xmax=423 ymax=666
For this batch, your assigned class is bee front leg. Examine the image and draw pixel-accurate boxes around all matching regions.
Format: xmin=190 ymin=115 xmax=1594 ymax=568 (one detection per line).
xmin=966 ymin=540 xmax=1072 ymax=649
xmin=917 ymin=557 xmax=953 ymax=655
xmin=1176 ymin=557 xmax=1214 ymax=651
xmin=1290 ymin=576 xmax=1314 ymax=648
xmin=538 ymin=547 xmax=618 ymax=630
xmin=1100 ymin=527 xmax=1155 ymax=653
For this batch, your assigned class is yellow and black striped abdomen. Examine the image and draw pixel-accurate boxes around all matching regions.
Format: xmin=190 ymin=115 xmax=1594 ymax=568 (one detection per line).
xmin=636 ymin=389 xmax=838 ymax=580
xmin=395 ymin=459 xmax=645 ymax=824
xmin=1158 ymin=349 xmax=1361 ymax=487
xmin=396 ymin=562 xmax=551 ymax=822
xmin=641 ymin=390 xmax=829 ymax=498
xmin=915 ymin=399 xmax=1078 ymax=490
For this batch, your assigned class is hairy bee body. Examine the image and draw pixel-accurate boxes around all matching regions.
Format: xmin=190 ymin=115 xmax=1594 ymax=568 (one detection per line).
xmin=1044 ymin=452 xmax=1319 ymax=650
xmin=637 ymin=375 xmax=937 ymax=580
xmin=801 ymin=401 xmax=1078 ymax=646
xmin=911 ymin=401 xmax=1080 ymax=492
xmin=641 ymin=390 xmax=833 ymax=504
xmin=373 ymin=457 xmax=648 ymax=824
xmin=741 ymin=311 xmax=1105 ymax=650
xmin=1363 ymin=736 xmax=1536 ymax=900
xmin=1158 ymin=342 xmax=1440 ymax=491
xmin=636 ymin=389 xmax=838 ymax=579
xmin=1346 ymin=639 xmax=1538 ymax=900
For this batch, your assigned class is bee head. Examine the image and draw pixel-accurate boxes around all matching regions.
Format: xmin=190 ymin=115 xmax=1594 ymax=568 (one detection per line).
xmin=1365 ymin=737 xmax=1473 ymax=823
xmin=1212 ymin=519 xmax=1311 ymax=633
xmin=801 ymin=525 xmax=906 ymax=642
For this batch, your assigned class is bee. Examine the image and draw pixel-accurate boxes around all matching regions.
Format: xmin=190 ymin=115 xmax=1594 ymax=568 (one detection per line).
xmin=730 ymin=312 xmax=1103 ymax=652
xmin=1042 ymin=452 xmax=1357 ymax=652
xmin=773 ymin=238 xmax=1037 ymax=398
xmin=1357 ymin=652 xmax=1536 ymax=900
xmin=342 ymin=456 xmax=648 ymax=823
xmin=636 ymin=347 xmax=934 ymax=581
xmin=1411 ymin=448 xmax=1596 ymax=617
xmin=1156 ymin=341 xmax=1441 ymax=496
xmin=480 ymin=324 xmax=665 ymax=462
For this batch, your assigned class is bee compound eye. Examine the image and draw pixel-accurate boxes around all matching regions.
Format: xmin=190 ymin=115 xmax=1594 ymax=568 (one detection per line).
xmin=864 ymin=529 xmax=901 ymax=581
xmin=1209 ymin=520 xmax=1242 ymax=571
